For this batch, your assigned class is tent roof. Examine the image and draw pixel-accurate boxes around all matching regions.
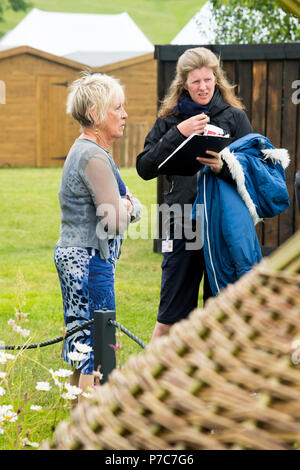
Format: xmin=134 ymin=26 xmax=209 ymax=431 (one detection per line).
xmin=0 ymin=8 xmax=154 ymax=66
xmin=171 ymin=2 xmax=216 ymax=45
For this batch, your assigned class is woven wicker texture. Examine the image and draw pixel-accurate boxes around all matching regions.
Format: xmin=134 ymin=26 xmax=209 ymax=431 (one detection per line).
xmin=44 ymin=232 xmax=300 ymax=450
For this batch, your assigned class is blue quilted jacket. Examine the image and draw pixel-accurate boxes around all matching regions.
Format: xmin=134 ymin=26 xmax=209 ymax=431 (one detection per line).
xmin=192 ymin=133 xmax=290 ymax=296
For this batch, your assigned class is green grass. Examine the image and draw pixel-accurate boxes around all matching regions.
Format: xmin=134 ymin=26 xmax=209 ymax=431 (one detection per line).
xmin=0 ymin=166 xmax=206 ymax=448
xmin=0 ymin=167 xmax=161 ymax=361
xmin=0 ymin=166 xmax=161 ymax=448
xmin=0 ymin=0 xmax=206 ymax=44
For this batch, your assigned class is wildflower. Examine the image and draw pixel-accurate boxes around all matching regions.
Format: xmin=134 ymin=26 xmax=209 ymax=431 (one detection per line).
xmin=0 ymin=352 xmax=15 ymax=364
xmin=19 ymin=328 xmax=30 ymax=338
xmin=0 ymin=372 xmax=7 ymax=379
xmin=67 ymin=351 xmax=87 ymax=362
xmin=61 ymin=392 xmax=77 ymax=400
xmin=0 ymin=387 xmax=5 ymax=396
xmin=35 ymin=381 xmax=51 ymax=392
xmin=30 ymin=405 xmax=42 ymax=411
xmin=52 ymin=368 xmax=73 ymax=378
xmin=0 ymin=405 xmax=18 ymax=423
xmin=0 ymin=428 xmax=4 ymax=434
xmin=82 ymin=391 xmax=92 ymax=398
xmin=22 ymin=438 xmax=39 ymax=448
xmin=5 ymin=352 xmax=15 ymax=360
xmin=109 ymin=343 xmax=122 ymax=352
xmin=49 ymin=369 xmax=62 ymax=388
xmin=8 ymin=319 xmax=16 ymax=327
xmin=74 ymin=342 xmax=93 ymax=354
xmin=64 ymin=383 xmax=82 ymax=396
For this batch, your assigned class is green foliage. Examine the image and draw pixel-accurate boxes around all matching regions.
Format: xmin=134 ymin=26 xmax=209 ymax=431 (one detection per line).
xmin=208 ymin=0 xmax=300 ymax=43
xmin=0 ymin=0 xmax=30 ymax=22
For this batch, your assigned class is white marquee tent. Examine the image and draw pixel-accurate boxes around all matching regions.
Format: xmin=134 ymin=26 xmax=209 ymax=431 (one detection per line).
xmin=0 ymin=8 xmax=154 ymax=66
xmin=171 ymin=2 xmax=216 ymax=45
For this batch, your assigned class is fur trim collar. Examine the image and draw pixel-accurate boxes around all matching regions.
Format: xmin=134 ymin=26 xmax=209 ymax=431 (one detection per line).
xmin=261 ymin=148 xmax=290 ymax=169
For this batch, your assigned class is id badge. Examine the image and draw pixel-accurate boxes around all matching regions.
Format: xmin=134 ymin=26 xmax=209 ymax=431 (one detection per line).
xmin=162 ymin=239 xmax=173 ymax=253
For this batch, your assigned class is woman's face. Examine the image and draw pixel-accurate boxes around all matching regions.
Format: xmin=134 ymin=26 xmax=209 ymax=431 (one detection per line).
xmin=103 ymin=96 xmax=128 ymax=142
xmin=184 ymin=67 xmax=216 ymax=106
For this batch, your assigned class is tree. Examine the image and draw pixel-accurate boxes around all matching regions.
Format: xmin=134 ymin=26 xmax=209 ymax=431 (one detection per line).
xmin=0 ymin=0 xmax=30 ymax=23
xmin=199 ymin=0 xmax=300 ymax=44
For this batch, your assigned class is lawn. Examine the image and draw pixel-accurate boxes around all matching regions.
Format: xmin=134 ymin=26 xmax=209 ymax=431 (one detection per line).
xmin=0 ymin=167 xmax=161 ymax=361
xmin=0 ymin=166 xmax=162 ymax=448
xmin=0 ymin=0 xmax=206 ymax=44
xmin=0 ymin=165 xmax=205 ymax=448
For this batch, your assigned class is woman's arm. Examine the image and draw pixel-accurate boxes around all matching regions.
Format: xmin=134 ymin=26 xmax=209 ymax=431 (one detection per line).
xmin=136 ymin=118 xmax=186 ymax=180
xmin=84 ymin=156 xmax=131 ymax=236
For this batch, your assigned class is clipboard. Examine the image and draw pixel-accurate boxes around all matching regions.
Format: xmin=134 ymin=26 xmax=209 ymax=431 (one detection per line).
xmin=158 ymin=133 xmax=233 ymax=176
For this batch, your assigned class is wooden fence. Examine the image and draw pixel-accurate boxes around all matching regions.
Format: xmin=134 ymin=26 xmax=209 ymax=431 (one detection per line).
xmin=112 ymin=121 xmax=149 ymax=168
xmin=155 ymin=43 xmax=300 ymax=252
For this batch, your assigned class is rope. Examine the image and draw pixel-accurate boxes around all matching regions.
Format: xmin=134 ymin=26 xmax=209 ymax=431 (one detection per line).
xmin=109 ymin=319 xmax=146 ymax=349
xmin=0 ymin=318 xmax=146 ymax=351
xmin=0 ymin=319 xmax=94 ymax=351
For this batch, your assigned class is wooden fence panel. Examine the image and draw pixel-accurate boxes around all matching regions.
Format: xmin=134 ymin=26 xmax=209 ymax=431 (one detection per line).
xmin=252 ymin=61 xmax=268 ymax=245
xmin=237 ymin=60 xmax=253 ymax=121
xmin=112 ymin=121 xmax=149 ymax=168
xmin=154 ymin=44 xmax=300 ymax=251
xmin=264 ymin=61 xmax=283 ymax=247
xmin=280 ymin=60 xmax=299 ymax=244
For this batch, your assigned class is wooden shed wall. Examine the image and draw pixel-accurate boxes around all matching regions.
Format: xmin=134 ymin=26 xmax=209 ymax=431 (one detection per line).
xmin=0 ymin=49 xmax=156 ymax=168
xmin=98 ymin=55 xmax=157 ymax=167
xmin=0 ymin=51 xmax=81 ymax=167
xmin=154 ymin=44 xmax=300 ymax=251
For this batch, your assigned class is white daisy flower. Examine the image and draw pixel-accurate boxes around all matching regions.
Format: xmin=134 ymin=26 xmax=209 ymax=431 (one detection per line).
xmin=74 ymin=342 xmax=93 ymax=354
xmin=0 ymin=406 xmax=18 ymax=423
xmin=35 ymin=381 xmax=51 ymax=392
xmin=61 ymin=392 xmax=77 ymax=400
xmin=52 ymin=368 xmax=73 ymax=378
xmin=30 ymin=405 xmax=42 ymax=411
xmin=0 ymin=387 xmax=5 ymax=396
xmin=0 ymin=372 xmax=7 ymax=379
xmin=67 ymin=351 xmax=87 ymax=362
xmin=0 ymin=352 xmax=15 ymax=364
xmin=64 ymin=383 xmax=82 ymax=396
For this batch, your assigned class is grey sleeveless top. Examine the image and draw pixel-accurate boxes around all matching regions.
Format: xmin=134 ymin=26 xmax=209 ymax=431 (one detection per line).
xmin=56 ymin=138 xmax=129 ymax=261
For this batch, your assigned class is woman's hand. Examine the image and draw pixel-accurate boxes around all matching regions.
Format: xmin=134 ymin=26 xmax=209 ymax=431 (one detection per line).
xmin=196 ymin=150 xmax=223 ymax=173
xmin=122 ymin=197 xmax=133 ymax=213
xmin=177 ymin=113 xmax=210 ymax=137
xmin=122 ymin=187 xmax=133 ymax=213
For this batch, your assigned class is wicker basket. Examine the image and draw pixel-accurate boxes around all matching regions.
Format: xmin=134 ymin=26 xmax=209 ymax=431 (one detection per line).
xmin=43 ymin=232 xmax=300 ymax=450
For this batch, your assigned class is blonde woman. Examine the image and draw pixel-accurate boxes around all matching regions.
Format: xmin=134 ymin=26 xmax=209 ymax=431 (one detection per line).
xmin=136 ymin=47 xmax=252 ymax=341
xmin=55 ymin=72 xmax=141 ymax=398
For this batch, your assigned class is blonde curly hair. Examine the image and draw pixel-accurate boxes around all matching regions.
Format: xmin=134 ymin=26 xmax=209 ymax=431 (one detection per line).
xmin=66 ymin=71 xmax=124 ymax=129
xmin=158 ymin=47 xmax=245 ymax=118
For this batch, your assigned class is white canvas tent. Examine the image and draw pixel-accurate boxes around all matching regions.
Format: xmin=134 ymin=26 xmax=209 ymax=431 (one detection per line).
xmin=171 ymin=2 xmax=216 ymax=45
xmin=0 ymin=8 xmax=154 ymax=66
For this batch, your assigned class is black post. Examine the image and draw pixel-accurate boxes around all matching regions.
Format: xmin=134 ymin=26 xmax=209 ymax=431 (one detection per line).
xmin=93 ymin=309 xmax=116 ymax=384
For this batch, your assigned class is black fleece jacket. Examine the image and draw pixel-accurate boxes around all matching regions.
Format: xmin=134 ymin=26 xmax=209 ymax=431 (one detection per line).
xmin=136 ymin=90 xmax=253 ymax=208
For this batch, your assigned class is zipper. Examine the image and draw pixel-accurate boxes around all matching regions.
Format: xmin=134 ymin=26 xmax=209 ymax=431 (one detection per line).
xmin=203 ymin=174 xmax=220 ymax=294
